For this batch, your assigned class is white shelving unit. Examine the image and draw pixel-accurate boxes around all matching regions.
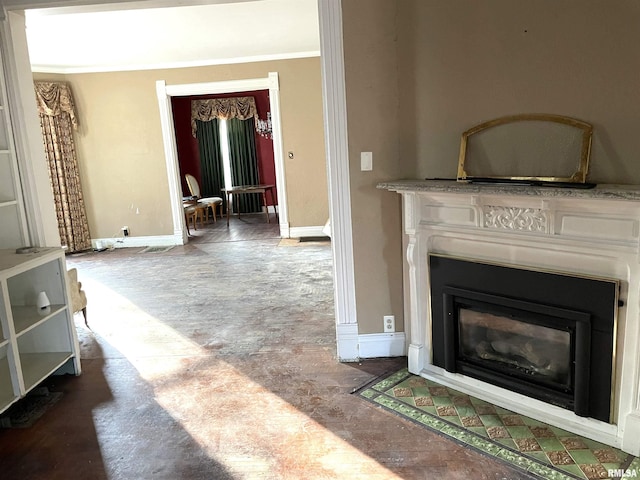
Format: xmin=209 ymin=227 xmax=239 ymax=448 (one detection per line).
xmin=0 ymin=247 xmax=81 ymax=414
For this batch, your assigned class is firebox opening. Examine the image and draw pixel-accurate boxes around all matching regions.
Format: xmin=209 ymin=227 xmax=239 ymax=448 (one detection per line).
xmin=442 ymin=287 xmax=592 ymax=416
xmin=429 ymin=255 xmax=618 ymax=423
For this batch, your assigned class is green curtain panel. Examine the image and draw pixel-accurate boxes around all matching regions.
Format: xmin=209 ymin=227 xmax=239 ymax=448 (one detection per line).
xmin=227 ymin=117 xmax=261 ymax=213
xmin=195 ymin=118 xmax=225 ymax=204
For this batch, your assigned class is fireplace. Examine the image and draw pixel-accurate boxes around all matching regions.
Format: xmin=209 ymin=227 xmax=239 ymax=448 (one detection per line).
xmin=379 ymin=115 xmax=640 ymax=453
xmin=430 ymin=255 xmax=617 ymax=422
xmin=378 ymin=178 xmax=640 ymax=454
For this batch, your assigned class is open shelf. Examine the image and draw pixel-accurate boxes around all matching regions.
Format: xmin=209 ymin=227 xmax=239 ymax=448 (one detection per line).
xmin=12 ymin=305 xmax=66 ymax=336
xmin=0 ymin=248 xmax=80 ymax=404
xmin=19 ymin=352 xmax=73 ymax=392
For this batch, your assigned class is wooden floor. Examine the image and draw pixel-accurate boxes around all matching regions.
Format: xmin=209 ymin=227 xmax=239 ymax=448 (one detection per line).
xmin=0 ymin=216 xmax=525 ymax=479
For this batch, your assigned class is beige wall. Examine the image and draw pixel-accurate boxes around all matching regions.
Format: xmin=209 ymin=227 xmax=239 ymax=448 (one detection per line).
xmin=34 ymin=57 xmax=327 ymax=239
xmin=397 ymin=0 xmax=640 ymax=184
xmin=342 ymin=0 xmax=640 ymax=335
xmin=342 ymin=0 xmax=408 ymax=334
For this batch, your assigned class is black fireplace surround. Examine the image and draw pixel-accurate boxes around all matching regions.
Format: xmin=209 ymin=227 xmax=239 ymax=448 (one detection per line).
xmin=429 ymin=255 xmax=618 ymax=423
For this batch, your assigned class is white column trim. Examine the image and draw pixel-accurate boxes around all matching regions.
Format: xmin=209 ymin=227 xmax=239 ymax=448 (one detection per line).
xmin=335 ymin=323 xmax=359 ymax=362
xmin=318 ymin=0 xmax=358 ymax=362
xmin=156 ymin=80 xmax=188 ymax=243
xmin=266 ymin=72 xmax=290 ymax=238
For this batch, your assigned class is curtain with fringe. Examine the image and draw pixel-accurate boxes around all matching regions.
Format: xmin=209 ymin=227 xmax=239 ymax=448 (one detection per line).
xmin=34 ymin=81 xmax=91 ymax=253
xmin=191 ymin=97 xmax=257 ymax=136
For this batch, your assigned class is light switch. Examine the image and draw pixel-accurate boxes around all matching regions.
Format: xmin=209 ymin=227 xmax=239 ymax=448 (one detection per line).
xmin=361 ymin=151 xmax=373 ymax=171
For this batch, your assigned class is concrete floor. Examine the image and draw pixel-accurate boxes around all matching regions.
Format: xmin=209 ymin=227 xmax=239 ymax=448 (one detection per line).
xmin=0 ymin=216 xmax=524 ymax=479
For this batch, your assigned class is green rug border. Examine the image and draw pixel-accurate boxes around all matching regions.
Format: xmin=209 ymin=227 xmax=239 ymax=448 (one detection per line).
xmin=354 ymin=368 xmax=635 ymax=480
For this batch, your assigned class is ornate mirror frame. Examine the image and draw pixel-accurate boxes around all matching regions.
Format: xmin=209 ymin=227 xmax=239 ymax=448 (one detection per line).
xmin=457 ymin=114 xmax=593 ymax=184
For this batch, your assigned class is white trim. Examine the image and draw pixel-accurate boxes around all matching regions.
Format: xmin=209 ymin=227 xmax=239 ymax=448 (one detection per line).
xmin=12 ymin=0 xmax=269 ymax=15
xmin=156 ymin=73 xmax=289 ymax=241
xmin=335 ymin=323 xmax=359 ymax=362
xmin=623 ymin=412 xmax=640 ymax=455
xmin=165 ymin=75 xmax=278 ymax=97
xmin=279 ymin=221 xmax=290 ymax=239
xmin=1 ymin=11 xmax=59 ymax=247
xmin=92 ymin=234 xmax=184 ymax=250
xmin=266 ymin=72 xmax=290 ymax=239
xmin=289 ymin=225 xmax=328 ymax=238
xmin=31 ymin=51 xmax=322 ymax=75
xmin=358 ymin=333 xmax=407 ymax=359
xmin=318 ymin=0 xmax=358 ymax=357
xmin=156 ymin=80 xmax=188 ymax=244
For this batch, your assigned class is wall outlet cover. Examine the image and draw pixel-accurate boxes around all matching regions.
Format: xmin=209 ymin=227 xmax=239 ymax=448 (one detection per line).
xmin=383 ymin=315 xmax=395 ymax=333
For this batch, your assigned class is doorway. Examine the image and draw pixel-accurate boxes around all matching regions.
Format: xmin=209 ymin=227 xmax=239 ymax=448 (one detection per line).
xmin=172 ymin=90 xmax=277 ymax=221
xmin=156 ymin=73 xmax=289 ymax=244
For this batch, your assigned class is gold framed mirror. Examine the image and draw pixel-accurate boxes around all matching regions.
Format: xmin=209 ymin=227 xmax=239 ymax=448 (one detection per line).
xmin=457 ymin=114 xmax=593 ymax=184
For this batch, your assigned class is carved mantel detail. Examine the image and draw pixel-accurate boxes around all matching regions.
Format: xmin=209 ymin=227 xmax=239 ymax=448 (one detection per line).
xmin=483 ymin=205 xmax=547 ymax=232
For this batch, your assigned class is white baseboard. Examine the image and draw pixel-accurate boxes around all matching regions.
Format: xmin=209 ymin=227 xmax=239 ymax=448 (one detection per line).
xmin=289 ymin=225 xmax=329 ymax=238
xmin=336 ymin=323 xmax=359 ymax=362
xmin=358 ymin=332 xmax=407 ymax=358
xmin=92 ymin=226 xmax=324 ymax=248
xmin=92 ymin=234 xmax=184 ymax=250
xmin=623 ymin=412 xmax=640 ymax=456
xmin=337 ymin=324 xmax=406 ymax=362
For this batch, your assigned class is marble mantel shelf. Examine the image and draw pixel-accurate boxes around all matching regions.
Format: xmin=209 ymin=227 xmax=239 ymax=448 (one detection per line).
xmin=377 ymin=179 xmax=640 ymax=201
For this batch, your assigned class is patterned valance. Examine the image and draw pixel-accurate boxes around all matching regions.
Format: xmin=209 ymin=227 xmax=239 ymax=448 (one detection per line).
xmin=34 ymin=81 xmax=78 ymax=129
xmin=191 ymin=97 xmax=257 ymax=136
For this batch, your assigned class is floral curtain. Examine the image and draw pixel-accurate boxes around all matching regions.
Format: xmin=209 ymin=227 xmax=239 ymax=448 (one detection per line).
xmin=191 ymin=97 xmax=258 ymax=136
xmin=34 ymin=81 xmax=91 ymax=253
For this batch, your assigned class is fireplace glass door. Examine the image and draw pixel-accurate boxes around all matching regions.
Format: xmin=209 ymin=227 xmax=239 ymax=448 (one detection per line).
xmin=442 ymin=287 xmax=592 ymax=415
xmin=458 ymin=308 xmax=571 ymax=390
xmin=430 ymin=255 xmax=617 ymax=422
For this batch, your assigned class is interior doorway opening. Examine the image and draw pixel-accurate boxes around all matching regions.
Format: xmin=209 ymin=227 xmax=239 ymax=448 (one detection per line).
xmin=156 ymin=73 xmax=290 ymax=244
xmin=171 ymin=89 xmax=278 ymax=222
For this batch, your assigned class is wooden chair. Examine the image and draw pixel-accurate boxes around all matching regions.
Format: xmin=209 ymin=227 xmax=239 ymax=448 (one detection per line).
xmin=183 ymin=202 xmax=206 ymax=234
xmin=185 ymin=174 xmax=223 ymax=223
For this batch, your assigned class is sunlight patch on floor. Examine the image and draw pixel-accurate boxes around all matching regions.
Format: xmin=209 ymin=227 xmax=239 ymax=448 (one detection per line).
xmin=80 ymin=277 xmax=207 ymax=380
xmin=83 ymin=279 xmax=403 ymax=479
xmin=152 ymin=359 xmax=403 ymax=479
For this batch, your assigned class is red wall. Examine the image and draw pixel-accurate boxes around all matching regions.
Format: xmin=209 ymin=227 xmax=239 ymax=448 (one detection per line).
xmin=171 ymin=90 xmax=277 ymax=206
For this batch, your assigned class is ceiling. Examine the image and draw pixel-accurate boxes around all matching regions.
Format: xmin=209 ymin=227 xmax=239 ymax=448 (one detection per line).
xmin=24 ymin=0 xmax=320 ymax=73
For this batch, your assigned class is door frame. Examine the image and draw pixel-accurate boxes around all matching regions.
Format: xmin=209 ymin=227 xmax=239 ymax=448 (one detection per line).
xmin=156 ymin=72 xmax=289 ymax=243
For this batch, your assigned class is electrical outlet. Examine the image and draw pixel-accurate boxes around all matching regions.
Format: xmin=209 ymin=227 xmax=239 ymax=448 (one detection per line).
xmin=122 ymin=226 xmax=129 ymax=237
xmin=383 ymin=315 xmax=395 ymax=333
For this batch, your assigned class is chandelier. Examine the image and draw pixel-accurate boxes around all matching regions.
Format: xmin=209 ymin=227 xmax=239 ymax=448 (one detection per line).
xmin=256 ymin=112 xmax=272 ymax=139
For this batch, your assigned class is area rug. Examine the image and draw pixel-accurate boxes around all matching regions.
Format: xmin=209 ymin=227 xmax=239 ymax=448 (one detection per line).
xmin=355 ymin=368 xmax=640 ymax=480
xmin=0 ymin=388 xmax=63 ymax=428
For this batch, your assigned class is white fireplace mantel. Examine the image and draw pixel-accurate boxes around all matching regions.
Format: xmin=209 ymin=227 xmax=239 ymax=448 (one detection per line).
xmin=379 ymin=179 xmax=640 ymax=455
